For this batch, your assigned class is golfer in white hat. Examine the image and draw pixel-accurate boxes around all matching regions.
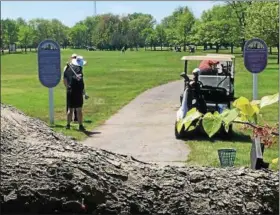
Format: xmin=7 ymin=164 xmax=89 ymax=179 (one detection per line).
xmin=63 ymin=55 xmax=87 ymax=131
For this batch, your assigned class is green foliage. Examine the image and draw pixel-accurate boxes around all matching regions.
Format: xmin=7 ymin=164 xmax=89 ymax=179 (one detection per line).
xmin=183 ymin=108 xmax=202 ymax=131
xmin=0 ymin=2 xmax=278 ymax=53
xmin=260 ymin=93 xmax=279 ymax=109
xmin=176 ymin=93 xmax=279 ymax=138
xmin=245 ymin=2 xmax=279 ymax=47
xmin=202 ymin=112 xmax=223 ymax=138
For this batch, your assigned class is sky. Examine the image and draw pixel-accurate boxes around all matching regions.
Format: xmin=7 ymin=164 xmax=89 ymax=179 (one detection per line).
xmin=1 ymin=1 xmax=223 ymax=26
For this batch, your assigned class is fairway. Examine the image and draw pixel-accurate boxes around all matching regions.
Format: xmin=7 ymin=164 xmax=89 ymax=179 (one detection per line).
xmin=1 ymin=48 xmax=279 ymax=169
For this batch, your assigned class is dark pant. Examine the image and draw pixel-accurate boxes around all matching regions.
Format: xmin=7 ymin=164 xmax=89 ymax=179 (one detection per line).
xmin=66 ymin=90 xmax=83 ymax=109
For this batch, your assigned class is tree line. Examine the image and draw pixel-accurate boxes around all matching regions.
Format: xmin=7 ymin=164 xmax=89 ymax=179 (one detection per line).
xmin=1 ymin=1 xmax=278 ymax=56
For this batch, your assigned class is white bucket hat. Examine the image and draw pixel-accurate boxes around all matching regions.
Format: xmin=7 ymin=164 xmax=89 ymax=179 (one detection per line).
xmin=71 ymin=53 xmax=77 ymax=58
xmin=71 ymin=55 xmax=87 ymax=67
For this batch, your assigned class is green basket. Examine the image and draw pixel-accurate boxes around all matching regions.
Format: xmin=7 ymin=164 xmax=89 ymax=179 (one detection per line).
xmin=218 ymin=149 xmax=236 ymax=167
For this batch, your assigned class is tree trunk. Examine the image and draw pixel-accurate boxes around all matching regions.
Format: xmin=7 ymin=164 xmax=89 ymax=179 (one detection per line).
xmin=241 ymin=38 xmax=246 ymax=52
xmin=183 ymin=39 xmax=186 ymax=52
xmin=231 ymin=44 xmax=234 ymax=54
xmin=215 ymin=43 xmax=219 ymax=53
xmin=25 ymin=46 xmax=27 ymax=53
xmin=161 ymin=43 xmax=162 ymax=51
xmin=270 ymin=47 xmax=272 ymax=55
xmin=1 ymin=104 xmax=279 ymax=215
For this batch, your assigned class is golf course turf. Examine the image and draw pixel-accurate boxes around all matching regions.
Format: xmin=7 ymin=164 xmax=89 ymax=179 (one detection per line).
xmin=1 ymin=48 xmax=278 ymax=169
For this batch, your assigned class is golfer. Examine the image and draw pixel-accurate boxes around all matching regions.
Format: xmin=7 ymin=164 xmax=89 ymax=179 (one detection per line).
xmin=64 ymin=54 xmax=79 ymax=122
xmin=63 ymin=55 xmax=87 ymax=131
xmin=198 ymin=59 xmax=219 ymax=75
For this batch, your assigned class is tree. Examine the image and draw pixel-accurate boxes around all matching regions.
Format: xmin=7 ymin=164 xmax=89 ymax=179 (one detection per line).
xmin=155 ymin=25 xmax=167 ymax=50
xmin=226 ymin=1 xmax=252 ymax=51
xmin=176 ymin=7 xmax=195 ymax=51
xmin=196 ymin=4 xmax=240 ymax=53
xmin=2 ymin=19 xmax=19 ymax=53
xmin=70 ymin=23 xmax=87 ymax=48
xmin=127 ymin=13 xmax=156 ymax=50
xmin=245 ymin=2 xmax=279 ymax=63
xmin=18 ymin=24 xmax=33 ymax=53
xmin=50 ymin=19 xmax=69 ymax=48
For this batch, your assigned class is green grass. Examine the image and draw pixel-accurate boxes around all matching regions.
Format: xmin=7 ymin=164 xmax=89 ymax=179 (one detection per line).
xmin=1 ymin=48 xmax=278 ymax=169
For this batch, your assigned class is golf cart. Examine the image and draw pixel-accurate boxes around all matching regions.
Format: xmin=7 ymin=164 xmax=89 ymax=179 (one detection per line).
xmin=175 ymin=55 xmax=236 ymax=139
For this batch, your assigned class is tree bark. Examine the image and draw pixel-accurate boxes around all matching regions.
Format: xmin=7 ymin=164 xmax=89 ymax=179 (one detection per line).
xmin=215 ymin=43 xmax=219 ymax=53
xmin=1 ymin=104 xmax=279 ymax=215
xmin=231 ymin=44 xmax=234 ymax=54
xmin=270 ymin=47 xmax=272 ymax=55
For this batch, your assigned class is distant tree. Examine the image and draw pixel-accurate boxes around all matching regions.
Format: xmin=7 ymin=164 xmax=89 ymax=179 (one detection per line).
xmin=245 ymin=1 xmax=279 ymax=63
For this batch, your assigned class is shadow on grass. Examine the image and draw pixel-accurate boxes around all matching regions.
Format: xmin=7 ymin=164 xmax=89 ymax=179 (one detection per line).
xmin=180 ymin=131 xmax=251 ymax=143
xmin=51 ymin=124 xmax=65 ymax=129
xmin=84 ymin=120 xmax=93 ymax=124
xmin=82 ymin=130 xmax=101 ymax=137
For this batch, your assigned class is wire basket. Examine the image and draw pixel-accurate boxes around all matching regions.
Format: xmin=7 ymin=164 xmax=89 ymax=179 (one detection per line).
xmin=218 ymin=149 xmax=236 ymax=167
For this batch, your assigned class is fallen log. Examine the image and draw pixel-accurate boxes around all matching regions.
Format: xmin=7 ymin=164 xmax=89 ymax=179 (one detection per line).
xmin=0 ymin=104 xmax=279 ymax=214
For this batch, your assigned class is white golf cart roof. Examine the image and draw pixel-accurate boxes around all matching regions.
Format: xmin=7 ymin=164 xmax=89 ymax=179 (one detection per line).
xmin=181 ymin=55 xmax=232 ymax=62
xmin=206 ymin=54 xmax=235 ymax=59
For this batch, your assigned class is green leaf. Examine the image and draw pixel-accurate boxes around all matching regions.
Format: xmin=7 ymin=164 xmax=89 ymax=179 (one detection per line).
xmin=233 ymin=96 xmax=256 ymax=117
xmin=221 ymin=108 xmax=239 ymax=125
xmin=260 ymin=93 xmax=279 ymax=109
xmin=182 ymin=108 xmax=202 ymax=131
xmin=202 ymin=112 xmax=223 ymax=138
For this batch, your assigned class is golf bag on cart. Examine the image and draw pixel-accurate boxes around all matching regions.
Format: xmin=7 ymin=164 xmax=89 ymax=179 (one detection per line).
xmin=175 ymin=70 xmax=207 ymax=138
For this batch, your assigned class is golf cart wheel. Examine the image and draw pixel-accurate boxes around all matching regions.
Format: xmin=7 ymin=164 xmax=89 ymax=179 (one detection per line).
xmin=220 ymin=124 xmax=233 ymax=140
xmin=175 ymin=121 xmax=185 ymax=139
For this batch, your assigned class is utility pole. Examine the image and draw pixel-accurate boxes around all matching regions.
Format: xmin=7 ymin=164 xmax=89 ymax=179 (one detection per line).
xmin=94 ymin=1 xmax=97 ymax=16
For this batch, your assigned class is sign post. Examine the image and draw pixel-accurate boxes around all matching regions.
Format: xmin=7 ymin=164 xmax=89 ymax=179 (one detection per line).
xmin=37 ymin=40 xmax=61 ymax=125
xmin=243 ymin=38 xmax=268 ymax=170
xmin=244 ymin=38 xmax=268 ymax=100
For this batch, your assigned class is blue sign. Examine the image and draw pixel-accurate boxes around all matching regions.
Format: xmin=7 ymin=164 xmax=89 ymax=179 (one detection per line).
xmin=244 ymin=38 xmax=268 ymax=74
xmin=38 ymin=39 xmax=61 ymax=88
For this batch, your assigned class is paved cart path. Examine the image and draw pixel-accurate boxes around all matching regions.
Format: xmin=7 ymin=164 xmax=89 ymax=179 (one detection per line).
xmin=82 ymin=80 xmax=190 ymax=166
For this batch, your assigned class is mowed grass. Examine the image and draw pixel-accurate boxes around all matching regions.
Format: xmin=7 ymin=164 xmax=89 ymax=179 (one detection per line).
xmin=1 ymin=49 xmax=185 ymax=139
xmin=1 ymin=48 xmax=278 ymax=169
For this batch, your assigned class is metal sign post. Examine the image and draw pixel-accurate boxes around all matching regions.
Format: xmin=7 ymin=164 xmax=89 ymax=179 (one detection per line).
xmin=48 ymin=88 xmax=54 ymax=124
xmin=253 ymin=74 xmax=258 ymax=100
xmin=37 ymin=39 xmax=61 ymax=125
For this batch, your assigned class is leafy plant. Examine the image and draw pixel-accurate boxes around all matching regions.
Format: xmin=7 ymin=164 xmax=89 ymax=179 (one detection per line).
xmin=177 ymin=92 xmax=279 ymax=143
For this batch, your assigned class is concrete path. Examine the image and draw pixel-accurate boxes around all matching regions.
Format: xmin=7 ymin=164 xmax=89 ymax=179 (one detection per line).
xmin=82 ymin=80 xmax=189 ymax=166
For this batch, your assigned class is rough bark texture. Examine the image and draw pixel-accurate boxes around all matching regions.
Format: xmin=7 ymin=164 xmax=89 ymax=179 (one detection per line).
xmin=1 ymin=104 xmax=279 ymax=215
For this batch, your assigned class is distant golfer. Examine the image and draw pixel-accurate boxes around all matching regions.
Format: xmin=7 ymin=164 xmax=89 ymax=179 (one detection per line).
xmin=121 ymin=46 xmax=126 ymax=54
xmin=63 ymin=55 xmax=87 ymax=131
